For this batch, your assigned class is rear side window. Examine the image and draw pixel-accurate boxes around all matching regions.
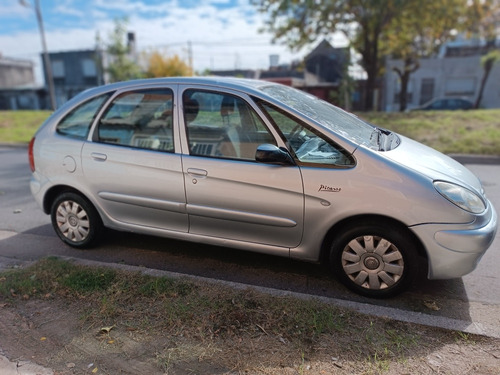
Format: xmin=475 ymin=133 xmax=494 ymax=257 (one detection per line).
xmin=97 ymin=89 xmax=174 ymax=152
xmin=56 ymin=94 xmax=110 ymax=139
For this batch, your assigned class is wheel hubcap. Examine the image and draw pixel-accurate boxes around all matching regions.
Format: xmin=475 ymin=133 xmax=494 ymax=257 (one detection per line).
xmin=363 ymin=256 xmax=380 ymax=270
xmin=56 ymin=200 xmax=90 ymax=243
xmin=341 ymin=235 xmax=404 ymax=290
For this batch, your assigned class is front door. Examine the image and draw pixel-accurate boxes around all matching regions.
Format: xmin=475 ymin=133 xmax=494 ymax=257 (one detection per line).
xmin=179 ymin=88 xmax=304 ymax=248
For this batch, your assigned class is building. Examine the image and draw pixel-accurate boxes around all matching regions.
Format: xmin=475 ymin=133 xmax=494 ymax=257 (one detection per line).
xmin=42 ymin=49 xmax=104 ymax=108
xmin=383 ymin=40 xmax=500 ymax=112
xmin=304 ymin=39 xmax=348 ymax=84
xmin=0 ymin=54 xmax=47 ymax=110
xmin=210 ymin=40 xmax=350 ymax=105
xmin=208 ymin=69 xmax=258 ymax=79
xmin=263 ymin=40 xmax=350 ymax=103
xmin=258 ymin=62 xmax=305 ymax=87
xmin=0 ymin=54 xmax=35 ymax=87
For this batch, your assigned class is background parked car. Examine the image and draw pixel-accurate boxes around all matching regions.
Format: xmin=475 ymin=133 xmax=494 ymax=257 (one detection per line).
xmin=412 ymin=97 xmax=474 ymax=111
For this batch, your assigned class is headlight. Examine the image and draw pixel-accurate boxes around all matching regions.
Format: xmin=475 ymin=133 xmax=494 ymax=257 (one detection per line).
xmin=434 ymin=181 xmax=486 ymax=214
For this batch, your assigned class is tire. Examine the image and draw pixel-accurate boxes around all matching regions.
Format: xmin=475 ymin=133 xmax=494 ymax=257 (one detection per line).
xmin=329 ymin=222 xmax=418 ymax=298
xmin=50 ymin=192 xmax=103 ymax=248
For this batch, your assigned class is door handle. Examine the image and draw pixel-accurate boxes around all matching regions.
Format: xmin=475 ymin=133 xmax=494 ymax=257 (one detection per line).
xmin=187 ymin=168 xmax=208 ymax=178
xmin=91 ymin=152 xmax=107 ymax=162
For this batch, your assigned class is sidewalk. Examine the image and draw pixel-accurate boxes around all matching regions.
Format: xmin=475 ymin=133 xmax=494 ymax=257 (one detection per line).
xmin=0 ymin=350 xmax=53 ymax=375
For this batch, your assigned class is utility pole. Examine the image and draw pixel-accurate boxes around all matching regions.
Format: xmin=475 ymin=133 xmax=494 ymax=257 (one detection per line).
xmin=35 ymin=0 xmax=56 ymax=110
xmin=21 ymin=0 xmax=57 ymax=110
xmin=187 ymin=41 xmax=193 ymax=76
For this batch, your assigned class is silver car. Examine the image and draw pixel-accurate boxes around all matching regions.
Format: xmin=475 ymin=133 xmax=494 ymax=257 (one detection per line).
xmin=29 ymin=77 xmax=497 ymax=297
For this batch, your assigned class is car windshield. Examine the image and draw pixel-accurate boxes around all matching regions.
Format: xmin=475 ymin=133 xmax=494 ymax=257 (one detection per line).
xmin=260 ymin=85 xmax=386 ymax=150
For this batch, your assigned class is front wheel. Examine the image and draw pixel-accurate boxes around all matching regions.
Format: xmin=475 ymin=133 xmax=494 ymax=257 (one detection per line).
xmin=329 ymin=223 xmax=418 ymax=298
xmin=50 ymin=192 xmax=102 ymax=248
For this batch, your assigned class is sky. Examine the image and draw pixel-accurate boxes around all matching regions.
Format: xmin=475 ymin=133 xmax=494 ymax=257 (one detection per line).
xmin=0 ymin=0 xmax=346 ymax=85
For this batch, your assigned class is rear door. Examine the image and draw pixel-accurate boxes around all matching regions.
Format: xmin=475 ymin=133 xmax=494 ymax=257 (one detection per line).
xmin=178 ymin=86 xmax=304 ymax=248
xmin=82 ymin=86 xmax=188 ymax=232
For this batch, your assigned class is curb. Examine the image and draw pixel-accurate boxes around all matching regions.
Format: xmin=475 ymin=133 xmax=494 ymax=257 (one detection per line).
xmin=0 ymin=143 xmax=29 ymax=149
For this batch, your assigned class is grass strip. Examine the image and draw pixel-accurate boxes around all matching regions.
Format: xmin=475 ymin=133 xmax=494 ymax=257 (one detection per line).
xmin=0 ymin=257 xmax=487 ymax=374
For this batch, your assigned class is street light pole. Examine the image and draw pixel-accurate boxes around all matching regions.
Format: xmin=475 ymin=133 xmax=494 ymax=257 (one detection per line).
xmin=21 ymin=0 xmax=57 ymax=110
xmin=34 ymin=0 xmax=57 ymax=110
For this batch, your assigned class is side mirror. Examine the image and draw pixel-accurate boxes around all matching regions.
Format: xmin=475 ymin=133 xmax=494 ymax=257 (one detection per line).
xmin=255 ymin=144 xmax=295 ymax=165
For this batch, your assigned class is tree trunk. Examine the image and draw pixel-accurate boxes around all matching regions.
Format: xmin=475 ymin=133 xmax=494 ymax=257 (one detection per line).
xmin=361 ymin=39 xmax=379 ymax=111
xmin=475 ymin=59 xmax=493 ymax=109
xmin=394 ymin=58 xmax=420 ymax=112
xmin=399 ymin=73 xmax=409 ymax=112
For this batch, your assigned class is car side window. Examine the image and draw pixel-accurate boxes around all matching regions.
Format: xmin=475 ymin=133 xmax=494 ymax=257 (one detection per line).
xmin=430 ymin=100 xmax=443 ymax=109
xmin=97 ymin=89 xmax=174 ymax=152
xmin=56 ymin=94 xmax=110 ymax=139
xmin=183 ymin=89 xmax=276 ymax=160
xmin=258 ymin=102 xmax=354 ymax=167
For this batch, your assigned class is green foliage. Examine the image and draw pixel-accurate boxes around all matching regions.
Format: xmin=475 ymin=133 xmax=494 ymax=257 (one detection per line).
xmin=106 ymin=17 xmax=143 ymax=82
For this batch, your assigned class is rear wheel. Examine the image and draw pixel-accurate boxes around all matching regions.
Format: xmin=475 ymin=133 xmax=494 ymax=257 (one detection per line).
xmin=50 ymin=192 xmax=102 ymax=248
xmin=329 ymin=223 xmax=418 ymax=298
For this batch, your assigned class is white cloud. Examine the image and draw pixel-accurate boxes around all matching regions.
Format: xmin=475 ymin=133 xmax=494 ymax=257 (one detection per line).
xmin=53 ymin=0 xmax=86 ymax=18
xmin=1 ymin=0 xmax=307 ymax=84
xmin=0 ymin=1 xmax=32 ymax=19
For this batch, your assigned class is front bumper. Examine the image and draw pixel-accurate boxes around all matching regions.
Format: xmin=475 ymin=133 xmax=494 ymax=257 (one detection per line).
xmin=410 ymin=203 xmax=498 ymax=280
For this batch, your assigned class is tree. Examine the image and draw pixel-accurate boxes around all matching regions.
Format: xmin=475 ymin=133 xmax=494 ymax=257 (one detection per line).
xmin=106 ymin=17 xmax=142 ymax=83
xmin=254 ymin=0 xmax=410 ymax=110
xmin=468 ymin=0 xmax=500 ymax=108
xmin=381 ymin=0 xmax=467 ymax=111
xmin=468 ymin=0 xmax=500 ymax=48
xmin=144 ymin=51 xmax=192 ymax=78
xmin=475 ymin=49 xmax=500 ymax=108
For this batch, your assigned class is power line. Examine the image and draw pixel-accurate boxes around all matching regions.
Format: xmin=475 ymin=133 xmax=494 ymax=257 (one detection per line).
xmin=143 ymin=38 xmax=280 ymax=50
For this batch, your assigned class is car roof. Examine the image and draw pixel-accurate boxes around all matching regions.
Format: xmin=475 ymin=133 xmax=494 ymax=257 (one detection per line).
xmin=48 ymin=77 xmax=285 ymax=126
xmin=86 ymin=76 xmax=278 ymax=97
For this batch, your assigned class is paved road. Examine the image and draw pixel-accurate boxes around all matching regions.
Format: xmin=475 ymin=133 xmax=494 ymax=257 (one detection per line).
xmin=1 ymin=145 xmax=499 ymax=336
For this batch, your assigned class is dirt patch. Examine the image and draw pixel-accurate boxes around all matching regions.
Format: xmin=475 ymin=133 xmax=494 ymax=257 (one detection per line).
xmin=0 ymin=297 xmax=499 ymax=375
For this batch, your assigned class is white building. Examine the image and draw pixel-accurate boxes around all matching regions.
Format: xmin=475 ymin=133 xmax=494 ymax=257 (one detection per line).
xmin=383 ymin=41 xmax=500 ymax=112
